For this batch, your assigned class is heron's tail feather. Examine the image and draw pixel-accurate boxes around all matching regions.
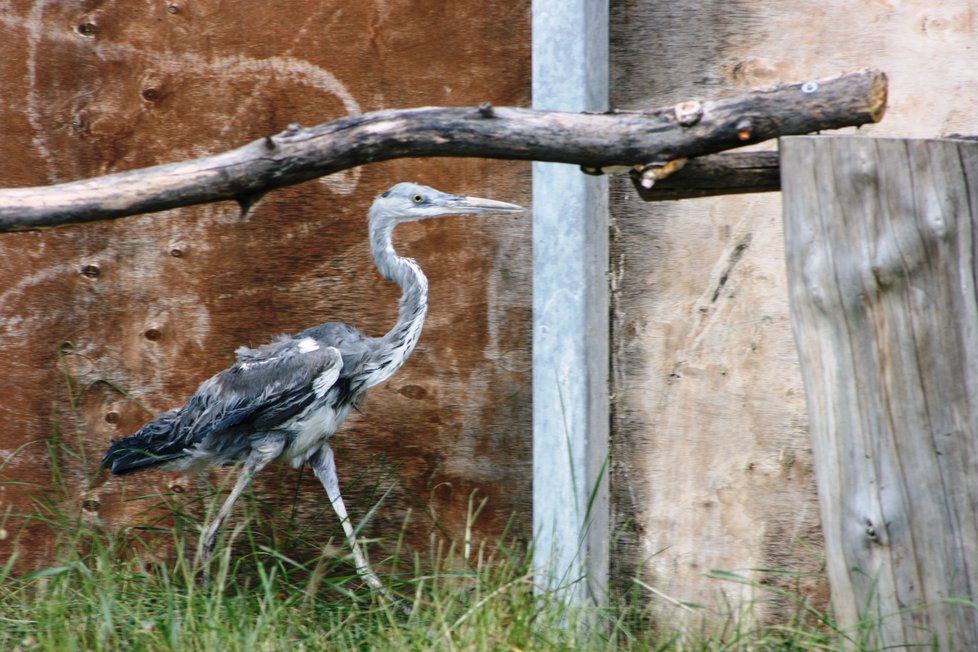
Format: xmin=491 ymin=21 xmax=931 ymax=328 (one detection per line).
xmin=100 ymin=410 xmax=187 ymax=475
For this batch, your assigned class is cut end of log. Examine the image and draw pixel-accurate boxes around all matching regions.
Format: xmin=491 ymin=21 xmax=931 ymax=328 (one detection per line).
xmin=782 ymin=68 xmax=887 ymax=125
xmin=867 ymin=69 xmax=888 ymax=123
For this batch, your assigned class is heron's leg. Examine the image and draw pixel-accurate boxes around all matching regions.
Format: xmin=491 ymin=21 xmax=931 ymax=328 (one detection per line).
xmin=198 ymin=437 xmax=284 ymax=567
xmin=309 ymin=444 xmax=387 ymax=594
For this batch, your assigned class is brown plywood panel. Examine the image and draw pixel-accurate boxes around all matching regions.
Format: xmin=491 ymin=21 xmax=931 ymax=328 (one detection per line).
xmin=609 ymin=0 xmax=978 ymax=625
xmin=0 ymin=1 xmax=530 ymax=569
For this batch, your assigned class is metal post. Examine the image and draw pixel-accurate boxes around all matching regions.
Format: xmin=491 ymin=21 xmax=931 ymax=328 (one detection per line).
xmin=531 ymin=0 xmax=609 ymax=605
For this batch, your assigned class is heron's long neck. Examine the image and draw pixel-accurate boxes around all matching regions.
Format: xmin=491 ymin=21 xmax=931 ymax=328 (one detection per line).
xmin=369 ymin=216 xmax=428 ymax=372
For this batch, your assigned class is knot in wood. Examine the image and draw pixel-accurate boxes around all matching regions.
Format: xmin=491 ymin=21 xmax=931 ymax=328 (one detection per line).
xmin=865 ymin=518 xmax=879 ymax=542
xmin=674 ymin=100 xmax=703 ymax=127
xmin=736 ymin=118 xmax=753 ymax=141
xmin=477 ymin=102 xmax=495 ymax=118
xmin=634 ymin=158 xmax=688 ymax=189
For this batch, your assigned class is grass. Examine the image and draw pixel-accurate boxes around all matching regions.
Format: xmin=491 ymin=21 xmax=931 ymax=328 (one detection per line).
xmin=0 ymin=474 xmax=875 ymax=652
xmin=0 ymin=369 xmax=868 ymax=652
xmin=0 ymin=491 xmax=618 ymax=652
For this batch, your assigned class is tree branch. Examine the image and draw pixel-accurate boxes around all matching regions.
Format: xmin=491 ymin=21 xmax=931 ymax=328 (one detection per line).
xmin=0 ymin=69 xmax=886 ymax=231
xmin=630 ymin=151 xmax=782 ymax=201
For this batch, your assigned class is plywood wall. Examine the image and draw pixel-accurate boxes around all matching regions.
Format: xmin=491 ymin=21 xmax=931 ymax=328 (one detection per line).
xmin=5 ymin=0 xmax=977 ymax=628
xmin=609 ymin=0 xmax=978 ymax=624
xmin=0 ymin=1 xmax=531 ymax=569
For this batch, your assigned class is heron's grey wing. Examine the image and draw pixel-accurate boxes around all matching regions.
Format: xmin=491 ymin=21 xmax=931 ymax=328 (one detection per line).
xmin=101 ymin=409 xmax=183 ymax=473
xmin=102 ymin=336 xmax=350 ymax=474
xmin=175 ymin=339 xmax=345 ymax=447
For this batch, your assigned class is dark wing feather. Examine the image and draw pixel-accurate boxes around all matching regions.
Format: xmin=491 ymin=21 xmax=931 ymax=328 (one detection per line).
xmin=99 ymin=409 xmax=183 ymax=474
xmin=102 ymin=335 xmax=348 ymax=475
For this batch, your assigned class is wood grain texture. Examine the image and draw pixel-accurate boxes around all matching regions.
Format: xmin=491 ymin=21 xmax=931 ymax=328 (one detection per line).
xmin=0 ymin=0 xmax=531 ymax=571
xmin=0 ymin=70 xmax=884 ymax=231
xmin=783 ymin=135 xmax=978 ymax=649
xmin=608 ymin=0 xmax=978 ymax=629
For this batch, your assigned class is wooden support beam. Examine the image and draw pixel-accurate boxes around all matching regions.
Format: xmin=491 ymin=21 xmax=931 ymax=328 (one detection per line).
xmin=782 ymin=135 xmax=978 ymax=650
xmin=629 ymin=151 xmax=781 ymax=200
xmin=0 ymin=69 xmax=886 ymax=231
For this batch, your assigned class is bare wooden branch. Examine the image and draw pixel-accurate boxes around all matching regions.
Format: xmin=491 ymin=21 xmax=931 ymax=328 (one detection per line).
xmin=630 ymin=151 xmax=781 ymax=200
xmin=0 ymin=69 xmax=886 ymax=231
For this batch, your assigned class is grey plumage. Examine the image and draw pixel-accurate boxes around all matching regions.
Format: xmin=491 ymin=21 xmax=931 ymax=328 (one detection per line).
xmin=104 ymin=324 xmax=364 ymax=474
xmin=100 ymin=182 xmax=523 ymax=596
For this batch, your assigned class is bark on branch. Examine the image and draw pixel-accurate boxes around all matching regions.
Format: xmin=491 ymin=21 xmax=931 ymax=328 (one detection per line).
xmin=630 ymin=151 xmax=782 ymax=200
xmin=0 ymin=69 xmax=886 ymax=231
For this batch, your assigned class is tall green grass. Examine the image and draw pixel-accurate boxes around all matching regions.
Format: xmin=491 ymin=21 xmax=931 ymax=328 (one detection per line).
xmin=0 ymin=486 xmax=626 ymax=652
xmin=0 ymin=374 xmax=860 ymax=652
xmin=0 ymin=473 xmax=872 ymax=652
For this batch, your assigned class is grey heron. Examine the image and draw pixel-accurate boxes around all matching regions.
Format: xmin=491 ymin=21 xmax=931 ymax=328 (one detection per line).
xmin=101 ymin=182 xmax=524 ymax=595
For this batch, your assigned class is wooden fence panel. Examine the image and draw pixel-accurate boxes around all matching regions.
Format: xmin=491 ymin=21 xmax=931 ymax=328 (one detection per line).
xmin=783 ymin=135 xmax=978 ymax=648
xmin=608 ymin=0 xmax=978 ymax=625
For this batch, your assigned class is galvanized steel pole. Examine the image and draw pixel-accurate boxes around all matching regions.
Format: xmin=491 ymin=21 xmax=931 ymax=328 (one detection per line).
xmin=531 ymin=0 xmax=609 ymax=605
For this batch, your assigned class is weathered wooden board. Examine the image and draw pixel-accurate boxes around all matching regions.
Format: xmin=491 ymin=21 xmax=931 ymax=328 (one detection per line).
xmin=609 ymin=0 xmax=978 ymax=625
xmin=783 ymin=135 xmax=978 ymax=650
xmin=0 ymin=1 xmax=531 ymax=569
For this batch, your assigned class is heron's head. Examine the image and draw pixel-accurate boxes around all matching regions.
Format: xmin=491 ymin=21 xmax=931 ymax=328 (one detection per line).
xmin=371 ymin=182 xmax=524 ymax=225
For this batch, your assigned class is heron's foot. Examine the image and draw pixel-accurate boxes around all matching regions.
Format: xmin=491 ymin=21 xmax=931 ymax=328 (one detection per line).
xmin=195 ymin=566 xmax=211 ymax=589
xmin=193 ymin=533 xmax=218 ymax=588
xmin=197 ymin=537 xmax=215 ymax=565
xmin=357 ymin=566 xmax=411 ymax=614
xmin=394 ymin=597 xmax=413 ymax=616
xmin=377 ymin=584 xmax=410 ymax=614
xmin=369 ymin=581 xmax=411 ymax=615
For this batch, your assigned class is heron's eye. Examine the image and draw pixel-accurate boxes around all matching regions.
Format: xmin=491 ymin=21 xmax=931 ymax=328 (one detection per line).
xmin=411 ymin=194 xmax=423 ymax=204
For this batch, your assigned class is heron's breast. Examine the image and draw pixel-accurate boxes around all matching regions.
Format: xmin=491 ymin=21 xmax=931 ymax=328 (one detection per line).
xmin=283 ymin=400 xmax=355 ymax=465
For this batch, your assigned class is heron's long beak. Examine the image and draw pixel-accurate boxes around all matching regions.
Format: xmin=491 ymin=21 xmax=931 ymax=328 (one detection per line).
xmin=442 ymin=195 xmax=525 ymax=216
